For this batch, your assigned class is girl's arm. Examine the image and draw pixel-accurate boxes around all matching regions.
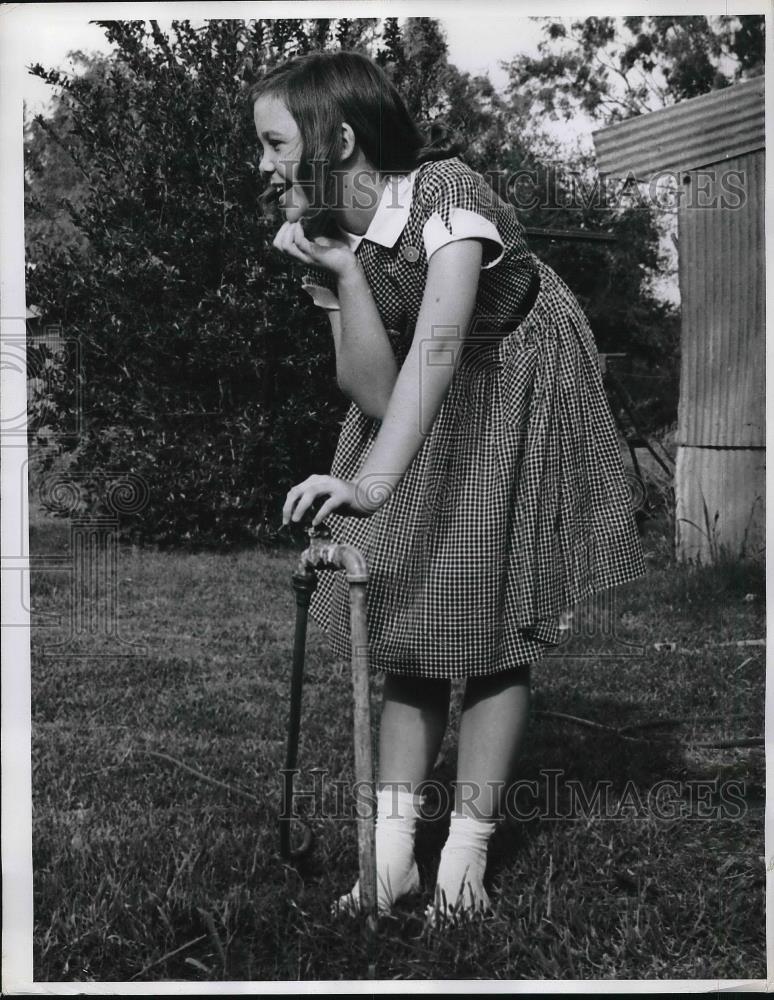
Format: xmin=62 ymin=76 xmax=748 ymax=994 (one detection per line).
xmin=329 ymin=262 xmax=399 ymax=420
xmin=281 ymin=223 xmax=399 ymax=420
xmin=280 ymin=235 xmax=485 ymax=528
xmin=278 ymin=220 xmax=481 ymax=467
xmin=354 ymin=238 xmax=483 ymax=502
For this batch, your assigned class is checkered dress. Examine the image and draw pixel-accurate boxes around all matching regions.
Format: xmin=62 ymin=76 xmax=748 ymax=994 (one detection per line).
xmin=300 ymin=157 xmax=645 ymax=679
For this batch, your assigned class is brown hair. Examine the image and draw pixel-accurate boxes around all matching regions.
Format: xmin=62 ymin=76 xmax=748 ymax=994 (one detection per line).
xmin=250 ymin=50 xmax=464 ymax=237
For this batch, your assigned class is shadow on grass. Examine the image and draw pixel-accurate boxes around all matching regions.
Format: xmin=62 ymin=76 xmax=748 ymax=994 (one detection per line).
xmin=414 ymin=689 xmax=684 ymax=888
xmin=28 ymin=503 xmax=765 ymax=981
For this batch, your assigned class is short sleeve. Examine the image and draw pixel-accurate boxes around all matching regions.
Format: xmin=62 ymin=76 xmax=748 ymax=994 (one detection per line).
xmin=301 ymin=265 xmax=340 ymax=311
xmin=419 ymin=161 xmax=505 ymax=270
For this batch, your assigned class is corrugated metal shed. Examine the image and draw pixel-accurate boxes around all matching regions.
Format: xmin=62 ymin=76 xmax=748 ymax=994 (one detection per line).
xmin=675 ymin=448 xmax=764 ymax=560
xmin=592 ymin=78 xmax=765 ymax=563
xmin=592 ymin=75 xmax=764 ymax=181
xmin=678 ymin=152 xmax=765 ymax=450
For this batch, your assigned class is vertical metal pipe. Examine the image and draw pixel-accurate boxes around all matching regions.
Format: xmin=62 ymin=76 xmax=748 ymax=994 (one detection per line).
xmin=348 ymin=580 xmax=377 ymax=950
xmin=285 ymin=528 xmax=377 ymax=973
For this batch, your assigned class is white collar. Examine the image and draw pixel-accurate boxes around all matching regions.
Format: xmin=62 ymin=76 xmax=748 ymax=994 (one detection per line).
xmin=336 ymin=170 xmax=418 ymax=251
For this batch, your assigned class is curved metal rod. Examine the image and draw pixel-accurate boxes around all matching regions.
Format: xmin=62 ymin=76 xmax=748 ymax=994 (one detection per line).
xmin=280 ymin=562 xmax=318 ymax=861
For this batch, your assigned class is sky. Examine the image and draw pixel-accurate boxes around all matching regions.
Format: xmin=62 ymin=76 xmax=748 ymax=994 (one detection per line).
xmin=9 ymin=6 xmax=678 ymax=299
xmin=18 ymin=14 xmax=542 ymax=110
xmin=15 ymin=11 xmax=591 ymax=150
xmin=16 ymin=13 xmax=546 ymax=107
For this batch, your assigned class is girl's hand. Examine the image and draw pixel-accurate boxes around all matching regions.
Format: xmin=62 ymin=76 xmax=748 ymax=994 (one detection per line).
xmin=272 ymin=222 xmax=357 ymax=280
xmin=282 ymin=474 xmax=393 ymax=528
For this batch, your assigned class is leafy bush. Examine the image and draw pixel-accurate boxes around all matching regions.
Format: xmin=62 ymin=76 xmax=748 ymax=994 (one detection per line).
xmin=26 ymin=18 xmax=680 ymax=550
xmin=27 ymin=20 xmax=348 ymax=549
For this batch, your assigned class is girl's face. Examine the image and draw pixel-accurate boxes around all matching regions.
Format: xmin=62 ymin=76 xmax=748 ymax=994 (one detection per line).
xmin=253 ymin=94 xmax=309 ymax=223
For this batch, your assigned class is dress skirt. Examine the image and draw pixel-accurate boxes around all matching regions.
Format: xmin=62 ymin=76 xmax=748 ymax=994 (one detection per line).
xmin=307 ymin=260 xmax=645 ymax=679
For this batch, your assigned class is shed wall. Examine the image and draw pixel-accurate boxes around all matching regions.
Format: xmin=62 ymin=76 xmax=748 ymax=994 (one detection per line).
xmin=675 ymin=149 xmax=765 ymax=562
xmin=675 ymin=448 xmax=765 ymax=561
xmin=677 ymin=152 xmax=765 ymax=448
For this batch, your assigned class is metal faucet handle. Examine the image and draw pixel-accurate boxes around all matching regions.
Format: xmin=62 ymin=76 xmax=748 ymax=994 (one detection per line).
xmin=307 ymin=522 xmax=332 ymax=541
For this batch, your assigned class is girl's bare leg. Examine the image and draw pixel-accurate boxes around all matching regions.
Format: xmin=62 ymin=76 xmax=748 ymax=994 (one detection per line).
xmin=334 ymin=673 xmax=451 ymax=915
xmin=378 ymin=674 xmax=451 ymax=789
xmin=431 ymin=664 xmax=531 ymax=918
xmin=456 ymin=664 xmax=531 ymax=819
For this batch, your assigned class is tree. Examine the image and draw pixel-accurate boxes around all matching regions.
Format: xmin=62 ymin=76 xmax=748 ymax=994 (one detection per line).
xmin=27 ymin=20 xmax=351 ymax=549
xmin=506 ymin=15 xmax=764 ymax=123
xmin=499 ymin=16 xmax=763 ymax=431
xmin=374 ymin=17 xmax=512 ymax=172
xmin=27 ymin=17 xmax=680 ymax=550
xmin=23 ymin=50 xmax=118 ymax=254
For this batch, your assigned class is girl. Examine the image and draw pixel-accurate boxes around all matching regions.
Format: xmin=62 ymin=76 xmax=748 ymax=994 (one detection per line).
xmin=251 ymin=50 xmax=645 ymax=923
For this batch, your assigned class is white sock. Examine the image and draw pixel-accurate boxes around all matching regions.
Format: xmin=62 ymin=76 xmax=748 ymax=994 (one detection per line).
xmin=333 ymin=786 xmax=423 ymax=916
xmin=428 ymin=813 xmax=497 ymax=920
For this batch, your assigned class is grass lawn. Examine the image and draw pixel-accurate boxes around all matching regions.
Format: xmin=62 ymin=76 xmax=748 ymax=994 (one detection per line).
xmin=29 ymin=490 xmax=765 ymax=982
